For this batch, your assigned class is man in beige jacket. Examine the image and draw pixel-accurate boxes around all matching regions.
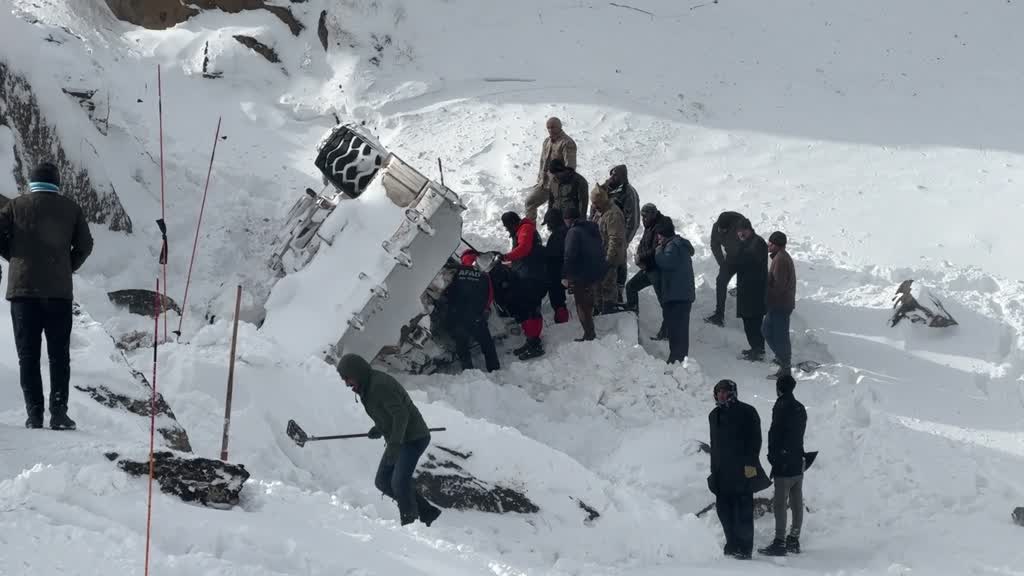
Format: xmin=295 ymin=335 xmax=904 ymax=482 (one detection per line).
xmin=590 ymin=184 xmax=626 ymax=313
xmin=525 ymin=117 xmax=578 ymax=220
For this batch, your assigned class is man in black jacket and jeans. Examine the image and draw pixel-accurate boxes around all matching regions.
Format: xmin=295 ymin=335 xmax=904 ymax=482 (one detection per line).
xmin=625 ymin=203 xmax=673 ymax=337
xmin=543 ymin=207 xmax=570 ymax=324
xmin=708 ymin=379 xmax=771 ymax=559
xmin=759 ymin=374 xmax=807 ymax=556
xmin=0 ymin=162 xmax=94 ymax=430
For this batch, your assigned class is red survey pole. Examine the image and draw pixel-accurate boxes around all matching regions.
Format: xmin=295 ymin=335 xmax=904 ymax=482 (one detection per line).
xmin=144 ymin=279 xmax=160 ymax=576
xmin=220 ymin=285 xmax=243 ymax=461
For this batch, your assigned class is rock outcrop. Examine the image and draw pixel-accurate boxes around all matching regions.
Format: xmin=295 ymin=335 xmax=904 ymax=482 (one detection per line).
xmin=108 ymin=289 xmax=182 ymax=317
xmin=0 ymin=62 xmax=132 ymax=232
xmin=415 ymin=447 xmax=540 ymax=515
xmin=105 ymin=1 xmax=304 ymax=36
xmin=108 ymin=451 xmax=249 ymax=509
xmin=233 ymin=35 xmax=281 ymax=64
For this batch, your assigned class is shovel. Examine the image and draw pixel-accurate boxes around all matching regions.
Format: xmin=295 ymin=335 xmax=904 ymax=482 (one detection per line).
xmin=286 ymin=419 xmax=446 ymax=448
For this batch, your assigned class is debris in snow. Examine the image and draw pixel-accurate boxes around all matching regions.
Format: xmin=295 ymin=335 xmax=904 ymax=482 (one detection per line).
xmin=318 ymin=10 xmax=329 ymax=51
xmin=107 ymin=289 xmax=182 ymax=317
xmin=105 ymin=0 xmax=304 ymax=36
xmin=77 ymin=385 xmax=192 ymax=452
xmin=575 ymin=498 xmax=601 ymax=523
xmin=1013 ymin=507 xmax=1024 ymax=527
xmin=108 ymin=451 xmax=249 ymax=509
xmin=696 ymin=497 xmax=777 ymax=519
xmin=233 ymin=35 xmax=281 ymax=65
xmin=417 ymin=452 xmax=540 ymax=514
xmin=890 ymin=279 xmax=959 ymax=328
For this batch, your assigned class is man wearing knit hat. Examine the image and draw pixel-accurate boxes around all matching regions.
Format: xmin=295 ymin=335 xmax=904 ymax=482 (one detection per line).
xmin=764 ymin=231 xmax=796 ymax=378
xmin=0 ymin=161 xmax=93 ymax=430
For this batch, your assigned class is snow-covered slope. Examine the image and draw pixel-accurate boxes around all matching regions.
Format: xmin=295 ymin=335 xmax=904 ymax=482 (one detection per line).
xmin=1 ymin=0 xmax=1023 ymax=574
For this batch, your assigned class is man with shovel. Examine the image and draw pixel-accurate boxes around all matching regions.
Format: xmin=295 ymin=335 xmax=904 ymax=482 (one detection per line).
xmin=337 ymin=353 xmax=443 ymax=527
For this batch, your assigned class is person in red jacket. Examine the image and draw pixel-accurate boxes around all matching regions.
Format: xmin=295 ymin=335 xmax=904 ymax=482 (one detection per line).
xmin=500 ymin=212 xmax=547 ymax=360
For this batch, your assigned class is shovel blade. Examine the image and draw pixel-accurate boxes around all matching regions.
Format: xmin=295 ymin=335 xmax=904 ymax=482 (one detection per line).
xmin=287 ymin=419 xmax=309 ymax=447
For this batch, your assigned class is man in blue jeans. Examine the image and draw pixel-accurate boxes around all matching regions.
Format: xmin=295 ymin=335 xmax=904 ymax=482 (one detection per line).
xmin=337 ymin=353 xmax=442 ymax=527
xmin=763 ymin=231 xmax=796 ymax=378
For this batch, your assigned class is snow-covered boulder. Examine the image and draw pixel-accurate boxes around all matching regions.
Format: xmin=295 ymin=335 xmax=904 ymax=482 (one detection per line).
xmin=415 ymin=446 xmax=539 ymax=515
xmin=890 ymin=279 xmax=958 ymax=328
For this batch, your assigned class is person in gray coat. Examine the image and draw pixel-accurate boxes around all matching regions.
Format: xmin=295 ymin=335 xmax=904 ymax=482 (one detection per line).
xmin=654 ymin=221 xmax=695 ymax=363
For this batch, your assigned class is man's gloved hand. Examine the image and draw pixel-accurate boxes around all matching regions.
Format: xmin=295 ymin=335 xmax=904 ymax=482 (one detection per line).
xmin=367 ymin=426 xmax=383 ymax=440
xmin=744 ymin=465 xmax=757 ymax=479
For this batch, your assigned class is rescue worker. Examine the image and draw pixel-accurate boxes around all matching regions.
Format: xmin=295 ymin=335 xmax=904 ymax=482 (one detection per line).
xmin=524 ymin=117 xmax=578 ymax=220
xmin=500 ymin=212 xmax=547 ymax=359
xmin=705 ymin=211 xmax=747 ymax=327
xmin=443 ymin=251 xmax=500 ymax=372
xmin=590 ymin=184 xmax=626 ymax=314
xmin=561 ymin=206 xmax=606 ymax=341
xmin=543 ymin=208 xmax=570 ymax=324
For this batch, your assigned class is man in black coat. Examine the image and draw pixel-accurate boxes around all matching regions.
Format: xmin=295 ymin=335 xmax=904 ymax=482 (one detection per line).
xmin=443 ymin=251 xmax=500 ymax=372
xmin=543 ymin=208 xmax=570 ymax=324
xmin=625 ymin=203 xmax=673 ymax=337
xmin=705 ymin=211 xmax=746 ymax=327
xmin=561 ymin=206 xmax=606 ymax=342
xmin=734 ymin=218 xmax=769 ymax=361
xmin=759 ymin=374 xmax=807 ymax=556
xmin=708 ymin=379 xmax=771 ymax=560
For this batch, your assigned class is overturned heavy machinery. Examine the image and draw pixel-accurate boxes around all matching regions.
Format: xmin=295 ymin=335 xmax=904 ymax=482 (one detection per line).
xmin=264 ymin=124 xmax=505 ymax=373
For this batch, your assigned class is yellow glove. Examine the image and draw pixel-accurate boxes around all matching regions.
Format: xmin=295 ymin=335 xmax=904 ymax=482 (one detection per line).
xmin=744 ymin=466 xmax=757 ymax=479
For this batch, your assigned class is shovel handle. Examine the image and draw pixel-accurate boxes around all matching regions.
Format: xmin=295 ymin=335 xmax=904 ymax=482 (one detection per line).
xmin=307 ymin=427 xmax=448 ymax=443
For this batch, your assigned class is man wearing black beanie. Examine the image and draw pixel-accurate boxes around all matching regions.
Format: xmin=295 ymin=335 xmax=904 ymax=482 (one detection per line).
xmin=0 ymin=161 xmax=94 ymax=430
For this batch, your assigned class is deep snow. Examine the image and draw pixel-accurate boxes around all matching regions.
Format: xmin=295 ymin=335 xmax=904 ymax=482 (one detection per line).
xmin=1 ymin=0 xmax=1023 ymax=575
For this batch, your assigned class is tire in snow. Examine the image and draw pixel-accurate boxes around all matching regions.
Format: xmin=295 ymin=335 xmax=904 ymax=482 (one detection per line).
xmin=315 ymin=125 xmax=385 ymax=199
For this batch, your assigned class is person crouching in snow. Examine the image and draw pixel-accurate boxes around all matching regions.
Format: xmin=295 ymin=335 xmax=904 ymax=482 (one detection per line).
xmin=543 ymin=208 xmax=571 ymax=324
xmin=337 ymin=353 xmax=442 ymax=527
xmin=561 ymin=206 xmax=606 ymax=341
xmin=443 ymin=251 xmax=500 ymax=372
xmin=500 ymin=211 xmax=547 ymax=360
xmin=653 ymin=221 xmax=695 ymax=363
xmin=708 ymin=379 xmax=771 ymax=560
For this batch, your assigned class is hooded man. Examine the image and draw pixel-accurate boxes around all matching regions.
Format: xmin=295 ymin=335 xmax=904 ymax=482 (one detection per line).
xmin=759 ymin=374 xmax=807 ymax=557
xmin=653 ymin=221 xmax=695 ymax=363
xmin=337 ymin=353 xmax=443 ymax=527
xmin=590 ymin=184 xmax=626 ymax=313
xmin=763 ymin=231 xmax=796 ymax=378
xmin=0 ymin=162 xmax=93 ymax=430
xmin=561 ymin=206 xmax=606 ymax=341
xmin=545 ymin=158 xmax=589 ymax=220
xmin=442 ymin=251 xmax=500 ymax=372
xmin=524 ymin=117 xmax=579 ymax=220
xmin=734 ymin=218 xmax=769 ymax=361
xmin=705 ymin=211 xmax=747 ymax=327
xmin=596 ymin=165 xmax=640 ymax=300
xmin=500 ymin=211 xmax=547 ymax=359
xmin=626 ymin=203 xmax=673 ymax=337
xmin=543 ymin=207 xmax=570 ymax=324
xmin=708 ymin=379 xmax=771 ymax=560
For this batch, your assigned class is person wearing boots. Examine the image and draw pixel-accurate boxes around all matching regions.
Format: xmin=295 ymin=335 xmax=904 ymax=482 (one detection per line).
xmin=590 ymin=184 xmax=626 ymax=314
xmin=704 ymin=211 xmax=747 ymax=327
xmin=763 ymin=231 xmax=796 ymax=378
xmin=597 ymin=165 xmax=641 ymax=302
xmin=500 ymin=212 xmax=547 ymax=359
xmin=759 ymin=374 xmax=807 ymax=557
xmin=708 ymin=379 xmax=771 ymax=560
xmin=734 ymin=218 xmax=769 ymax=361
xmin=546 ymin=158 xmax=589 ymax=220
xmin=626 ymin=203 xmax=673 ymax=338
xmin=561 ymin=206 xmax=606 ymax=341
xmin=524 ymin=117 xmax=578 ymax=221
xmin=653 ymin=221 xmax=695 ymax=363
xmin=443 ymin=251 xmax=500 ymax=372
xmin=336 ymin=354 xmax=442 ymax=527
xmin=543 ymin=208 xmax=570 ymax=324
xmin=0 ymin=162 xmax=93 ymax=430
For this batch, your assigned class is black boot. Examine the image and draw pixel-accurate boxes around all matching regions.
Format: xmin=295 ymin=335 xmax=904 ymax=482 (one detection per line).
xmin=25 ymin=415 xmax=43 ymax=429
xmin=400 ymin=514 xmax=417 ymax=526
xmin=50 ymin=412 xmax=76 ymax=431
xmin=419 ymin=504 xmax=442 ymax=527
xmin=785 ymin=534 xmax=801 ymax=554
xmin=512 ymin=341 xmax=531 ymax=356
xmin=704 ymin=313 xmax=724 ymax=327
xmin=758 ymin=539 xmax=788 ymax=556
xmin=517 ymin=338 xmax=544 ymax=360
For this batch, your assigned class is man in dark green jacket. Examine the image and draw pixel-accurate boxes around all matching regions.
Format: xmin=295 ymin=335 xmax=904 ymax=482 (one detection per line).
xmin=0 ymin=162 xmax=93 ymax=430
xmin=337 ymin=353 xmax=442 ymax=527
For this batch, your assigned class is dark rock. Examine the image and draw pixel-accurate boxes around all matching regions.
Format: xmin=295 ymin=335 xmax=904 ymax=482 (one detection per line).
xmin=416 ymin=451 xmax=539 ymax=514
xmin=105 ymin=1 xmax=303 ymax=36
xmin=890 ymin=279 xmax=958 ymax=328
xmin=0 ymin=62 xmax=132 ymax=232
xmin=318 ymin=10 xmax=329 ymax=51
xmin=76 ymin=384 xmax=193 ymax=453
xmin=115 ymin=451 xmax=249 ymax=509
xmin=1013 ymin=507 xmax=1024 ymax=527
xmin=233 ymin=35 xmax=281 ymax=64
xmin=576 ymin=498 xmax=600 ymax=522
xmin=115 ymin=330 xmax=152 ymax=352
xmin=108 ymin=289 xmax=182 ymax=317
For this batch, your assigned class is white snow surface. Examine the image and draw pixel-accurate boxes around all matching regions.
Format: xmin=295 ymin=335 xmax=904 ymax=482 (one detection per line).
xmin=1 ymin=0 xmax=1024 ymax=574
